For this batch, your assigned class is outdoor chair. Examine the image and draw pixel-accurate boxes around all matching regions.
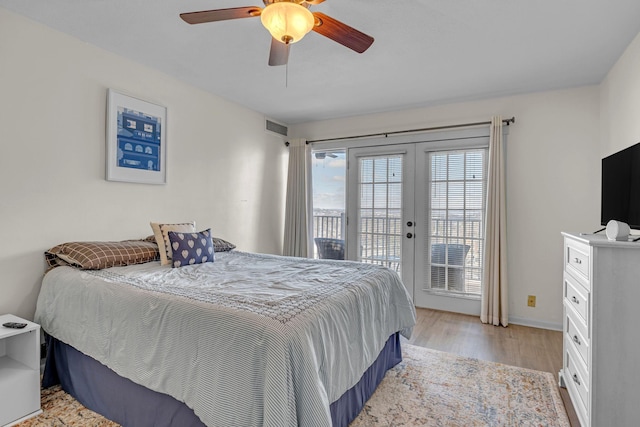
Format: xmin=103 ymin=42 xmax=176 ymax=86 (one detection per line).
xmin=430 ymin=243 xmax=471 ymax=292
xmin=314 ymin=238 xmax=345 ymax=260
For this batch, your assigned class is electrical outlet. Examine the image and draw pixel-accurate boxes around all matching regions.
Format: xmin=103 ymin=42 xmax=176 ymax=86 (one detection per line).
xmin=527 ymin=295 xmax=536 ymax=307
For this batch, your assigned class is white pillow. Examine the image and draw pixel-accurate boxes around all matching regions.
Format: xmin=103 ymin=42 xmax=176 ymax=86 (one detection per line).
xmin=150 ymin=221 xmax=196 ymax=265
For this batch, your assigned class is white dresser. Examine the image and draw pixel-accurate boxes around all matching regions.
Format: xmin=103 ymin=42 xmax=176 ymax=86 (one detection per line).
xmin=560 ymin=232 xmax=640 ymax=427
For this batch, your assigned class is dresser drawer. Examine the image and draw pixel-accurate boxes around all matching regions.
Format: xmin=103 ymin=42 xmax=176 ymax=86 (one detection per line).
xmin=565 ymin=345 xmax=589 ymax=422
xmin=565 ymin=240 xmax=590 ymax=285
xmin=564 ymin=273 xmax=590 ymax=326
xmin=565 ymin=311 xmax=589 ymax=367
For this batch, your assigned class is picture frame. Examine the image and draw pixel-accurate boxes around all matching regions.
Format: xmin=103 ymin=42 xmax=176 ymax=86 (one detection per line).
xmin=106 ymin=89 xmax=167 ymax=184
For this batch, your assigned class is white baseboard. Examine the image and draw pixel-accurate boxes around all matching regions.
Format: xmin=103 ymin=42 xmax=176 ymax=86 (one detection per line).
xmin=508 ymin=316 xmax=562 ymax=331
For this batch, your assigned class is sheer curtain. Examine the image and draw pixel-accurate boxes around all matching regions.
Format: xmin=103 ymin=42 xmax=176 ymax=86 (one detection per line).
xmin=481 ymin=116 xmax=509 ymax=326
xmin=283 ymin=138 xmax=310 ymax=257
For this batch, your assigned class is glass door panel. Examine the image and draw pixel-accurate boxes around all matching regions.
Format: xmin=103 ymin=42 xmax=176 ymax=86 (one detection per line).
xmin=311 ymin=149 xmax=346 ymax=259
xmin=414 ymin=140 xmax=488 ymax=314
xmin=347 ymin=146 xmax=415 ymax=298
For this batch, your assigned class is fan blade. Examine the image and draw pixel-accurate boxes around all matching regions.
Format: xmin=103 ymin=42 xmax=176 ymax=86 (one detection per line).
xmin=312 ymin=12 xmax=374 ymax=53
xmin=269 ymin=38 xmax=290 ymax=66
xmin=180 ymin=7 xmax=262 ymax=25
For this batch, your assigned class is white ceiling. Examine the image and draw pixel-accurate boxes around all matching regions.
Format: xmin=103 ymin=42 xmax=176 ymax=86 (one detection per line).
xmin=2 ymin=0 xmax=640 ymax=124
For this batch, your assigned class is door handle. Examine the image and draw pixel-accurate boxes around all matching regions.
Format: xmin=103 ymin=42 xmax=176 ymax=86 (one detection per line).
xmin=406 ymin=233 xmax=413 ymax=238
xmin=407 ymin=221 xmax=414 ymax=227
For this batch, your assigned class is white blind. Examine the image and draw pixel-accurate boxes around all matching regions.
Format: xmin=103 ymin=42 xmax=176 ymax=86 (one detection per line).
xmin=358 ymin=155 xmax=403 ymax=274
xmin=427 ymin=149 xmax=487 ymax=294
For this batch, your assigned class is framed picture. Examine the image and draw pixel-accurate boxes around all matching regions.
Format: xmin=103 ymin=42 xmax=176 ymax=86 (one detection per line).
xmin=106 ymin=89 xmax=167 ymax=184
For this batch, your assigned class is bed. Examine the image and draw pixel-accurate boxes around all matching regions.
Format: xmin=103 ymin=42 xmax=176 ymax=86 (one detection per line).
xmin=35 ymin=234 xmax=416 ymax=427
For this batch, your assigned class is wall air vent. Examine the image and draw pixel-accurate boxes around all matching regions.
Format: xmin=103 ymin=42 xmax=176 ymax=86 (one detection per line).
xmin=265 ymin=118 xmax=288 ymax=137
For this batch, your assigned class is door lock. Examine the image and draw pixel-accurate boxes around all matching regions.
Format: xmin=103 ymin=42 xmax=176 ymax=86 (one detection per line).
xmin=407 ymin=221 xmax=414 ymax=227
xmin=406 ymin=233 xmax=413 ymax=238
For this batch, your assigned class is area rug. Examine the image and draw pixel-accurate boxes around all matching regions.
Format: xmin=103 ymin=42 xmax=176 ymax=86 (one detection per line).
xmin=16 ymin=384 xmax=118 ymax=427
xmin=17 ymin=344 xmax=569 ymax=426
xmin=350 ymin=344 xmax=570 ymax=426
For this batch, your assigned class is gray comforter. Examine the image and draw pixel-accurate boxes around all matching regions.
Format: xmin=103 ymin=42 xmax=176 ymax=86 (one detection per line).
xmin=35 ymin=251 xmax=416 ymax=427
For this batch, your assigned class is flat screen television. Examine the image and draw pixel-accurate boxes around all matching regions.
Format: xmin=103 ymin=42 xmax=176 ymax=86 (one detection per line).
xmin=601 ymin=142 xmax=640 ymax=230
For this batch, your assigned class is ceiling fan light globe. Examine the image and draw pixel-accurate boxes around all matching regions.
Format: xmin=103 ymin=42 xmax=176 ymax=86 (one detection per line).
xmin=260 ymin=2 xmax=315 ymax=44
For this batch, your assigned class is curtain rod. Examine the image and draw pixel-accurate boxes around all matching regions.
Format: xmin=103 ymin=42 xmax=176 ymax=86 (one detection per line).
xmin=284 ymin=116 xmax=515 ymax=146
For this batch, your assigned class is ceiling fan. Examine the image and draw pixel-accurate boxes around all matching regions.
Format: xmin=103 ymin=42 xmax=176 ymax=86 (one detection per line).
xmin=180 ymin=0 xmax=374 ymax=66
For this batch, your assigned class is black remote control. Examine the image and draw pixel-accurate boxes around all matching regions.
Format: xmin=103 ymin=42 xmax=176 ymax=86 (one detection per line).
xmin=2 ymin=322 xmax=27 ymax=329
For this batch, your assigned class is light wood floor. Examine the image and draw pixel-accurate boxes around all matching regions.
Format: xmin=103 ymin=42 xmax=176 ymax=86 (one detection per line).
xmin=407 ymin=307 xmax=580 ymax=426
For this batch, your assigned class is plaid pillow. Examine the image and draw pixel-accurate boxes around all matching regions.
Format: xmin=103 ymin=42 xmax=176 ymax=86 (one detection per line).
xmin=211 ymin=237 xmax=236 ymax=252
xmin=45 ymin=240 xmax=160 ymax=270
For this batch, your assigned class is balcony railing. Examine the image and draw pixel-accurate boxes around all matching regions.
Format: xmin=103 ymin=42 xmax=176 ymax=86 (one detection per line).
xmin=313 ymin=213 xmax=345 ymax=241
xmin=313 ymin=213 xmax=483 ymax=294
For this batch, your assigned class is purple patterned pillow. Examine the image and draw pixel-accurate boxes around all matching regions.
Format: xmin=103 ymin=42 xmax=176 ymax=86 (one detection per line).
xmin=167 ymin=229 xmax=214 ymax=268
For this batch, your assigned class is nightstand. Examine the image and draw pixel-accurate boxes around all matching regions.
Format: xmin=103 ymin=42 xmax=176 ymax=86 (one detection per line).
xmin=0 ymin=314 xmax=42 ymax=427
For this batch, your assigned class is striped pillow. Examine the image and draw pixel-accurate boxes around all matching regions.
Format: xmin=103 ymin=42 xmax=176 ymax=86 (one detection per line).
xmin=45 ymin=240 xmax=159 ymax=270
xmin=150 ymin=221 xmax=196 ymax=265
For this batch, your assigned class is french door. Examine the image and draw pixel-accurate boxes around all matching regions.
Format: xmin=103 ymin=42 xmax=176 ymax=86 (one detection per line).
xmin=347 ymin=146 xmax=416 ymax=298
xmin=346 ymin=135 xmax=488 ymax=315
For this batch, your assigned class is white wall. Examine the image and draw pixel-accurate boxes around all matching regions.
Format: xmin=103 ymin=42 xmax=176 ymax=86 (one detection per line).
xmin=600 ymin=31 xmax=640 ymax=156
xmin=290 ymin=87 xmax=602 ymax=329
xmin=0 ymin=8 xmax=288 ymax=320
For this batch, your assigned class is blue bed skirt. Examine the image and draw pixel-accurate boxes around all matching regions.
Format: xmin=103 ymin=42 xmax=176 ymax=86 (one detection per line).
xmin=42 ymin=332 xmax=402 ymax=427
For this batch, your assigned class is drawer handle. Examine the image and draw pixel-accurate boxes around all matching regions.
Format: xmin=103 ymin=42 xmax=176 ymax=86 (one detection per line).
xmin=573 ymin=335 xmax=581 ymax=346
xmin=571 ymin=296 xmax=580 ymax=304
xmin=573 ymin=373 xmax=581 ymax=386
xmin=573 ymin=257 xmax=582 ymax=264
